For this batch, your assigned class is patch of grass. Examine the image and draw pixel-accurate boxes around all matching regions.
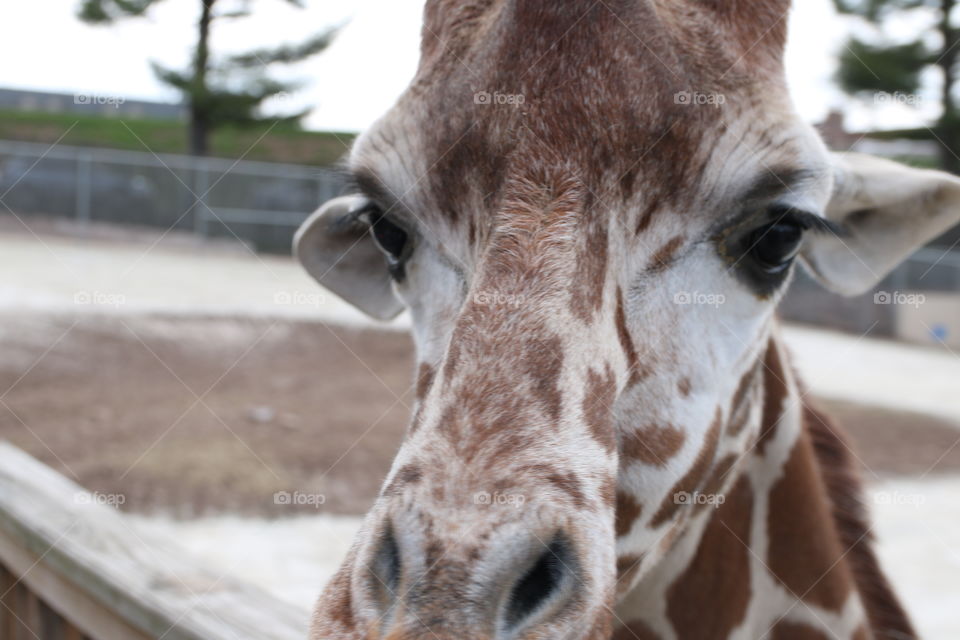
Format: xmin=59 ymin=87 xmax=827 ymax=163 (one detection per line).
xmin=0 ymin=109 xmax=354 ymax=166
xmin=864 ymin=127 xmax=934 ymax=141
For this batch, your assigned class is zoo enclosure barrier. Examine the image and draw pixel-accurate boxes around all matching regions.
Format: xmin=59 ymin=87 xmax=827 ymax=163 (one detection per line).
xmin=0 ymin=442 xmax=308 ymax=640
xmin=0 ymin=139 xmax=347 ymax=253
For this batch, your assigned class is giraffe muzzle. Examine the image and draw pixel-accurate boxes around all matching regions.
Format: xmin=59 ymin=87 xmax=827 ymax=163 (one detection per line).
xmin=363 ymin=517 xmax=588 ymax=639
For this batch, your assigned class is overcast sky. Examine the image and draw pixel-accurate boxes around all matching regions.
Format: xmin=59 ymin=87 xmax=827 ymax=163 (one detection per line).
xmin=0 ymin=0 xmax=940 ymax=133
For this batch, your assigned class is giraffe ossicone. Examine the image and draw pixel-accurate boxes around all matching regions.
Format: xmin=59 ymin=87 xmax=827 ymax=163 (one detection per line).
xmin=295 ymin=2 xmax=960 ymax=638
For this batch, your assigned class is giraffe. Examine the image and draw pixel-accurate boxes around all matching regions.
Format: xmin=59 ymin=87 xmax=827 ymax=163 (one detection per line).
xmin=294 ymin=1 xmax=960 ymax=638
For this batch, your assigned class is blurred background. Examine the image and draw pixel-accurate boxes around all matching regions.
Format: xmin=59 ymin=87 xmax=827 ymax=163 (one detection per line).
xmin=0 ymin=1 xmax=958 ymax=639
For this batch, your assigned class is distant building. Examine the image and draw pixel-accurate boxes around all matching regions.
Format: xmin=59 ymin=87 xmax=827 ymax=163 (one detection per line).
xmin=816 ymin=108 xmax=939 ymax=159
xmin=0 ymin=88 xmax=186 ymax=121
xmin=816 ymin=110 xmax=859 ymax=151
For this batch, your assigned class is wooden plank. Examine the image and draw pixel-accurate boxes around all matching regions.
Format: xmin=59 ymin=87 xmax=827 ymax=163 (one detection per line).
xmin=1 ymin=566 xmax=70 ymax=640
xmin=0 ymin=441 xmax=309 ymax=640
xmin=24 ymin=586 xmax=43 ymax=639
xmin=0 ymin=526 xmax=155 ymax=640
xmin=63 ymin=619 xmax=86 ymax=640
xmin=38 ymin=598 xmax=66 ymax=640
xmin=1 ymin=564 xmax=15 ymax=639
xmin=13 ymin=581 xmax=35 ymax=640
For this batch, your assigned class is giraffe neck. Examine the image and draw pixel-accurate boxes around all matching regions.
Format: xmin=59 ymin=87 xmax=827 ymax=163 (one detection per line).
xmin=614 ymin=334 xmax=916 ymax=640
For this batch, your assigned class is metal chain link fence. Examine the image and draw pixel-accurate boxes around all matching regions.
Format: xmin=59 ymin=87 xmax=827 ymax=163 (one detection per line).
xmin=0 ymin=139 xmax=346 ymax=253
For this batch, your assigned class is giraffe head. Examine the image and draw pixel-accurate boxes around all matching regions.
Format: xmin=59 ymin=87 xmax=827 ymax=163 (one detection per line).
xmin=296 ymin=1 xmax=960 ymax=638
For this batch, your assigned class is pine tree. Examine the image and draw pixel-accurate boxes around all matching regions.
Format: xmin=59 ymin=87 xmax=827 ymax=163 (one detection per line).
xmin=833 ymin=0 xmax=959 ymax=172
xmin=78 ymin=0 xmax=338 ymax=156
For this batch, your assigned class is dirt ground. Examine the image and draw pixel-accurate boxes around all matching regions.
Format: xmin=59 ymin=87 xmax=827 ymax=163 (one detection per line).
xmin=0 ymin=313 xmax=413 ymax=516
xmin=1 ymin=312 xmax=958 ymax=518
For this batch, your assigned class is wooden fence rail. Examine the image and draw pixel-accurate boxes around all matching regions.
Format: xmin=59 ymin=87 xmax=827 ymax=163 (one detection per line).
xmin=0 ymin=442 xmax=309 ymax=640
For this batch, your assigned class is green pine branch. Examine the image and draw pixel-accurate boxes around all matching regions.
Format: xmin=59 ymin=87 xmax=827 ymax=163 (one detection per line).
xmin=836 ymin=37 xmax=929 ymax=95
xmin=227 ymin=28 xmax=338 ymax=68
xmin=77 ymin=0 xmax=162 ymax=23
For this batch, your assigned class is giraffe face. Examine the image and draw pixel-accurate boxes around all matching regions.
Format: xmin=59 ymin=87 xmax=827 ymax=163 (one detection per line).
xmin=297 ymin=3 xmax=960 ymax=638
xmin=331 ymin=110 xmax=832 ymax=640
xmin=299 ymin=1 xmax=841 ymax=638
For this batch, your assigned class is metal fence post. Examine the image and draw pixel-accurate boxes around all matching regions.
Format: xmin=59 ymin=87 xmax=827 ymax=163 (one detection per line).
xmin=75 ymin=152 xmax=92 ymax=225
xmin=0 ymin=138 xmax=350 ymax=251
xmin=316 ymin=175 xmax=326 ymax=207
xmin=193 ymin=157 xmax=209 ymax=239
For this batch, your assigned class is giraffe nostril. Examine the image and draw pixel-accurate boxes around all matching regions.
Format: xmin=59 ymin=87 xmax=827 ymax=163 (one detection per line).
xmin=504 ymin=534 xmax=574 ymax=630
xmin=369 ymin=524 xmax=402 ymax=606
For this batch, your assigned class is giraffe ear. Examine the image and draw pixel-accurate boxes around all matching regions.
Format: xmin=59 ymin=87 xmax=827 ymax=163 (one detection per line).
xmin=294 ymin=195 xmax=404 ymax=321
xmin=799 ymin=152 xmax=960 ymax=296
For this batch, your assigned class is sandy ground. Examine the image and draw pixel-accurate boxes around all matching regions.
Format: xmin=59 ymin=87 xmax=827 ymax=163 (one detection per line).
xmin=786 ymin=326 xmax=960 ymax=426
xmin=0 ymin=313 xmax=414 ymax=516
xmin=0 ymin=214 xmax=392 ymax=326
xmin=2 ymin=222 xmax=959 ymax=637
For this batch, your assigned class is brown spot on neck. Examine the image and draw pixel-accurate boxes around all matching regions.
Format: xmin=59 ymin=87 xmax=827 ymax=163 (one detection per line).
xmin=677 ymin=376 xmax=692 ymax=397
xmin=696 ymin=453 xmax=739 ymax=516
xmin=757 ymin=339 xmax=789 ymax=455
xmin=615 ymin=491 xmax=643 ymax=538
xmin=766 ymin=429 xmax=855 ymax=611
xmin=728 ymin=360 xmax=761 ymax=436
xmin=666 ymin=475 xmax=754 ymax=638
xmin=650 ymin=408 xmax=722 ymax=527
xmin=622 ymin=423 xmax=685 ymax=466
xmin=769 ymin=620 xmax=831 ymax=639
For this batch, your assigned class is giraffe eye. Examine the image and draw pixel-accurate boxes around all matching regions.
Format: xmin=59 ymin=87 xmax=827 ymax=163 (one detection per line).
xmin=748 ymin=220 xmax=804 ymax=274
xmin=359 ymin=205 xmax=413 ymax=281
xmin=727 ymin=208 xmax=832 ymax=295
xmin=368 ymin=210 xmax=409 ymax=261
